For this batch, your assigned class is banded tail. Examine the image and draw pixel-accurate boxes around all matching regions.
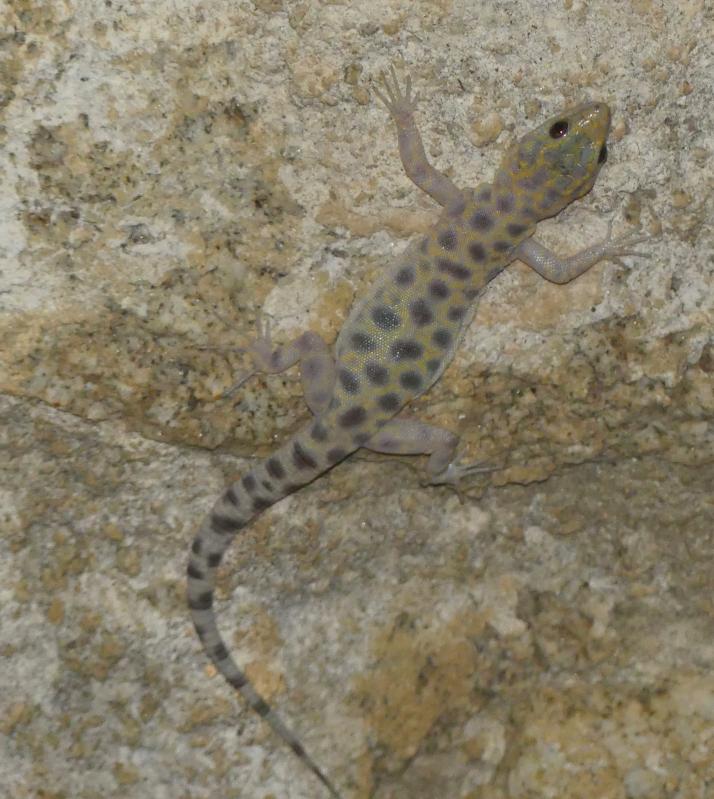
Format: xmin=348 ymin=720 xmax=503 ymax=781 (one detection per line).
xmin=187 ymin=423 xmax=352 ymax=798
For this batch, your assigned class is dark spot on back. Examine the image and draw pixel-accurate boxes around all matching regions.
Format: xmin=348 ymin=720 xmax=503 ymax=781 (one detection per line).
xmin=429 ymin=280 xmax=450 ymax=300
xmin=519 ymin=169 xmax=548 ymax=190
xmin=400 ymin=371 xmax=423 ymax=391
xmin=542 ymin=187 xmax=560 ymax=207
xmin=353 ymin=432 xmax=370 ymax=446
xmin=468 ymin=242 xmax=486 ymax=262
xmin=207 ymin=553 xmax=221 ymax=568
xmin=477 ymin=186 xmax=493 ymax=202
xmin=437 ymin=258 xmax=471 ymax=280
xmin=293 ymin=441 xmax=318 ymax=470
xmin=432 ymin=329 xmax=452 ymax=348
xmin=426 ymin=358 xmax=441 ymax=373
xmin=291 ymin=740 xmax=306 ymax=757
xmin=437 ymin=230 xmax=458 ymax=251
xmin=351 ymin=331 xmax=376 ymax=352
xmin=409 ymin=298 xmax=433 ymax=326
xmin=470 ymin=210 xmax=494 ymax=231
xmin=252 ymin=497 xmax=272 ymax=512
xmin=327 ymin=447 xmax=347 ymax=463
xmin=192 ymin=538 xmax=202 ymax=555
xmin=364 ymin=361 xmax=389 ymax=385
xmin=395 ymin=266 xmax=416 ymax=286
xmin=338 ymin=368 xmax=360 ymax=394
xmin=371 ymin=305 xmax=401 ymax=330
xmin=261 ymin=480 xmax=273 ymax=492
xmin=225 ymin=486 xmax=240 ymax=507
xmin=187 ymin=563 xmax=204 ymax=580
xmin=507 ymin=222 xmax=527 ymax=236
xmin=464 ymin=287 xmax=480 ymax=300
xmin=339 ymin=406 xmax=367 ymax=427
xmin=389 ymin=340 xmax=423 ymax=360
xmin=496 ymin=194 xmax=514 ymax=213
xmin=242 ymin=474 xmax=257 ymax=493
xmin=493 ymin=240 xmax=512 ymax=253
xmin=378 ymin=392 xmax=401 ymax=411
xmin=448 ymin=305 xmax=466 ymax=322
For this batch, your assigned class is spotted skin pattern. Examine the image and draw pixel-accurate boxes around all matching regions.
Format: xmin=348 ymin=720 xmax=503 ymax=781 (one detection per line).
xmin=187 ymin=67 xmax=646 ymax=798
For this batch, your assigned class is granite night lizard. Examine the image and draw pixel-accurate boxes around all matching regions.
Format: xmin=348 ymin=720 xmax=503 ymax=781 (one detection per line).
xmin=187 ymin=67 xmax=645 ymax=798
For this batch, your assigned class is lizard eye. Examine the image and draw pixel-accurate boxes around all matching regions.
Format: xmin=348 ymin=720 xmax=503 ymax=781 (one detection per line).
xmin=598 ymin=144 xmax=608 ymax=164
xmin=549 ymin=120 xmax=569 ymax=138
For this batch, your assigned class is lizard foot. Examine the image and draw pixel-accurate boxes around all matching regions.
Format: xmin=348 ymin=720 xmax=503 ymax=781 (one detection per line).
xmin=428 ymin=459 xmax=497 ymax=486
xmin=223 ymin=314 xmax=277 ymax=397
xmin=372 ymin=64 xmax=419 ymax=123
xmin=600 ymin=216 xmax=654 ymax=269
xmin=425 ymin=460 xmax=497 ymax=502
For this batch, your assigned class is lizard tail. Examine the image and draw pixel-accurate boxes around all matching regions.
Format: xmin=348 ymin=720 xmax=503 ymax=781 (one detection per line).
xmin=187 ymin=423 xmax=347 ymax=799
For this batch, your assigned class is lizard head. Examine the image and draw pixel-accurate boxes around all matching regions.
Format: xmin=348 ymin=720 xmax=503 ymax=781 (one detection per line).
xmin=496 ymin=102 xmax=611 ymax=220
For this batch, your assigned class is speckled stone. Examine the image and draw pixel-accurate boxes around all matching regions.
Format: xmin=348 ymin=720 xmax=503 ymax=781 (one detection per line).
xmin=1 ymin=2 xmax=712 ymax=798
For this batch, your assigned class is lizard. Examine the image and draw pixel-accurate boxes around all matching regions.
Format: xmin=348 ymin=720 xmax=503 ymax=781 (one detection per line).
xmin=186 ymin=66 xmax=646 ymax=798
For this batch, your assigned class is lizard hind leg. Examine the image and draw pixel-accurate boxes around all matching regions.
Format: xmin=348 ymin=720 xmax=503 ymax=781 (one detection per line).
xmin=227 ymin=314 xmax=336 ymax=416
xmin=363 ymin=418 xmax=495 ymax=490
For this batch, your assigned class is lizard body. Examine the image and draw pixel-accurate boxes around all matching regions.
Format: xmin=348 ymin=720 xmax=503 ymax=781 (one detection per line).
xmin=187 ymin=68 xmax=644 ymax=798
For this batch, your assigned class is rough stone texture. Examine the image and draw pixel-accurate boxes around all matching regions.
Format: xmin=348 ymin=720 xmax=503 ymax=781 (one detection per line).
xmin=1 ymin=2 xmax=712 ymax=798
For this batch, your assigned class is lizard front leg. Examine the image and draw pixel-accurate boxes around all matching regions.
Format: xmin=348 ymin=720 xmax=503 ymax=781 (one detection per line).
xmin=374 ymin=65 xmax=467 ymax=212
xmin=515 ymin=223 xmax=649 ymax=284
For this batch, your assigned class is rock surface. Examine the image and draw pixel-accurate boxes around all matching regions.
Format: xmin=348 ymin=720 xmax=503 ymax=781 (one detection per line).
xmin=1 ymin=2 xmax=712 ymax=798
